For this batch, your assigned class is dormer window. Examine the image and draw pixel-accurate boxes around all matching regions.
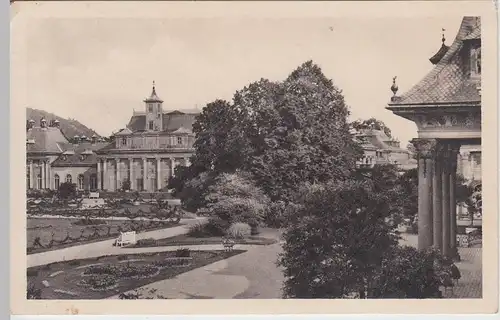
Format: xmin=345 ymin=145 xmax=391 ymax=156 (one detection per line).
xmin=122 ymin=137 xmax=127 ymax=145
xmin=177 ymin=136 xmax=182 ymax=145
xmin=469 ymin=42 xmax=481 ymax=78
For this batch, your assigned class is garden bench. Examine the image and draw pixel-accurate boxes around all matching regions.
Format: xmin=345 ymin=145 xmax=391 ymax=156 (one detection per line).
xmin=222 ymin=238 xmax=235 ymax=252
xmin=115 ymin=231 xmax=137 ymax=247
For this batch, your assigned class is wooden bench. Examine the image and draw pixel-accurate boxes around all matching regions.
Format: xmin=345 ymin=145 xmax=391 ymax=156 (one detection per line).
xmin=222 ymin=238 xmax=235 ymax=252
xmin=115 ymin=231 xmax=137 ymax=247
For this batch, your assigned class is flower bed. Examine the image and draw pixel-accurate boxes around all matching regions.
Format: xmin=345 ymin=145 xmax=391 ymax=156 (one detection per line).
xmin=129 ymin=234 xmax=277 ymax=248
xmin=27 ymin=217 xmax=182 ymax=255
xmin=27 ymin=250 xmax=245 ymax=299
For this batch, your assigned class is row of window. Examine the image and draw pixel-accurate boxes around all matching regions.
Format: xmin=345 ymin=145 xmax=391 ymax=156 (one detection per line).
xmin=26 ymin=173 xmax=97 ymax=190
xmin=121 ymin=136 xmax=184 ymax=146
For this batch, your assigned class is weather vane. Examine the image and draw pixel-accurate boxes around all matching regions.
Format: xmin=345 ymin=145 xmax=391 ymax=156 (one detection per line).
xmin=441 ymin=28 xmax=446 ymax=44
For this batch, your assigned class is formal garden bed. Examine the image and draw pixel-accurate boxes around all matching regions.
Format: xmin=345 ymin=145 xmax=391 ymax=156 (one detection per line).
xmin=27 ymin=249 xmax=244 ymax=299
xmin=129 ymin=233 xmax=277 ymax=248
xmin=27 ymin=217 xmax=183 ymax=255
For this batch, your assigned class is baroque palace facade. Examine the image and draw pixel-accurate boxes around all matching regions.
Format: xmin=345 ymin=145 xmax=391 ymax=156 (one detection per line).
xmin=26 ymin=84 xmax=198 ymax=192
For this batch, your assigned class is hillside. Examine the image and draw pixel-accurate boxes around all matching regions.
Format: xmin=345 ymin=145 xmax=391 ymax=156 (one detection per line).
xmin=26 ymin=108 xmax=101 ymax=138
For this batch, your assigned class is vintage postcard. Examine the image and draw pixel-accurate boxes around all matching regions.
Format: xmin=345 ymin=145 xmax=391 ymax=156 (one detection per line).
xmin=10 ymin=0 xmax=499 ymax=315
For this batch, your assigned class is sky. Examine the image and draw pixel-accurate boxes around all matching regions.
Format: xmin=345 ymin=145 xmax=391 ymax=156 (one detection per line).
xmin=15 ymin=15 xmax=464 ymax=147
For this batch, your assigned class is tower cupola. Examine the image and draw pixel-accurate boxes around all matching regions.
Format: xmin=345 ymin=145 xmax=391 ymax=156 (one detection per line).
xmin=143 ymin=81 xmax=164 ymax=131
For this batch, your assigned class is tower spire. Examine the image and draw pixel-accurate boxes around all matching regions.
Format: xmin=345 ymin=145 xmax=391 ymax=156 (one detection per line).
xmin=441 ymin=28 xmax=446 ymax=44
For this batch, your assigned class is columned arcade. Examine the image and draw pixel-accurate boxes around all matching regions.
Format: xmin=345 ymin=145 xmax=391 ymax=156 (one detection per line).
xmin=96 ymin=156 xmax=190 ymax=192
xmin=387 ymin=17 xmax=481 ymax=260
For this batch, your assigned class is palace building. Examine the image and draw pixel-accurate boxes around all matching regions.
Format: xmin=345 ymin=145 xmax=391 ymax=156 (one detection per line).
xmin=26 ymin=84 xmax=199 ymax=192
xmin=354 ymin=128 xmax=417 ymax=171
xmin=387 ymin=17 xmax=482 ymax=259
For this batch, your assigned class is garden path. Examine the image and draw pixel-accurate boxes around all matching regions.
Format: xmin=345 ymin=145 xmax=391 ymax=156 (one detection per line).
xmin=108 ymin=236 xmax=285 ymax=299
xmin=27 ymin=217 xmax=207 ymax=268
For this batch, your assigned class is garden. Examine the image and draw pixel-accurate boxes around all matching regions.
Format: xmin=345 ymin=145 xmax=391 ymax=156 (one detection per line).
xmin=27 ymin=193 xmax=190 ymax=254
xmin=27 ymin=248 xmax=244 ymax=299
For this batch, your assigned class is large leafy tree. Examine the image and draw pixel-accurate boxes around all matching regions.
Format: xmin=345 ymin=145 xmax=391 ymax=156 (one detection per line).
xmin=170 ymin=61 xmax=362 ymax=207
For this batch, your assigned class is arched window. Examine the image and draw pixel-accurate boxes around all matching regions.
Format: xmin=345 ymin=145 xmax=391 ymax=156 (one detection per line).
xmin=90 ymin=174 xmax=97 ymax=191
xmin=66 ymin=174 xmax=72 ymax=183
xmin=77 ymin=174 xmax=85 ymax=190
xmin=54 ymin=174 xmax=60 ymax=190
xmin=37 ymin=174 xmax=42 ymax=189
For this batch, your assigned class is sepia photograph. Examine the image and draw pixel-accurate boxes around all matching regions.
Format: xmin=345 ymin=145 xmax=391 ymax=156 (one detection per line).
xmin=10 ymin=0 xmax=498 ymax=315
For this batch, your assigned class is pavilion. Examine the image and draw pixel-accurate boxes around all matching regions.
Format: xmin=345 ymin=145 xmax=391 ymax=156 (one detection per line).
xmin=386 ymin=17 xmax=481 ymax=260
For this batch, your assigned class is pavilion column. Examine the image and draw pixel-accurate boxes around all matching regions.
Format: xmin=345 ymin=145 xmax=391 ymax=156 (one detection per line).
xmin=156 ymin=158 xmax=161 ymax=191
xmin=29 ymin=160 xmax=34 ymax=189
xmin=432 ymin=144 xmax=443 ymax=252
xmin=449 ymin=143 xmax=461 ymax=261
xmin=41 ymin=160 xmax=46 ymax=189
xmin=129 ymin=158 xmax=134 ymax=191
xmin=441 ymin=144 xmax=451 ymax=258
xmin=103 ymin=159 xmax=108 ymax=190
xmin=170 ymin=158 xmax=176 ymax=177
xmin=97 ymin=160 xmax=102 ymax=190
xmin=412 ymin=138 xmax=436 ymax=250
xmin=115 ymin=158 xmax=121 ymax=191
xmin=142 ymin=158 xmax=147 ymax=192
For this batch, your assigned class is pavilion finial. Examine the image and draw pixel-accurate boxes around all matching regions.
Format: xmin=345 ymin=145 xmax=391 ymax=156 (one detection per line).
xmin=441 ymin=28 xmax=446 ymax=44
xmin=391 ymin=76 xmax=398 ymax=96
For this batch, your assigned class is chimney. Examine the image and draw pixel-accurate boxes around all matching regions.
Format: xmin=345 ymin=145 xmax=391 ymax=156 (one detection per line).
xmin=54 ymin=119 xmax=60 ymax=128
xmin=40 ymin=117 xmax=47 ymax=129
xmin=91 ymin=134 xmax=98 ymax=144
xmin=73 ymin=135 xmax=80 ymax=144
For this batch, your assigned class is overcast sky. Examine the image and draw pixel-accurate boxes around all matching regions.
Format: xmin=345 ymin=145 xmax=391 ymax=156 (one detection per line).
xmin=16 ymin=16 xmax=464 ymax=146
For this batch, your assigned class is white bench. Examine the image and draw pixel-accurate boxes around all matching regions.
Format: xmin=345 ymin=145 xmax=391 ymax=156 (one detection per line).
xmin=115 ymin=231 xmax=137 ymax=247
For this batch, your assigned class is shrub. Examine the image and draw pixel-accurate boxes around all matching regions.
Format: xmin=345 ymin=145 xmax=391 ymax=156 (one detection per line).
xmin=68 ymin=260 xmax=81 ymax=266
xmin=175 ymin=248 xmax=191 ymax=258
xmin=187 ymin=219 xmax=228 ymax=238
xmin=370 ymin=246 xmax=449 ymax=298
xmin=27 ymin=269 xmax=38 ymax=277
xmin=58 ymin=182 xmax=77 ymax=199
xmin=227 ymin=222 xmax=251 ymax=239
xmin=264 ymin=201 xmax=288 ymax=228
xmin=27 ymin=281 xmax=42 ymax=299
xmin=136 ymin=238 xmax=157 ymax=247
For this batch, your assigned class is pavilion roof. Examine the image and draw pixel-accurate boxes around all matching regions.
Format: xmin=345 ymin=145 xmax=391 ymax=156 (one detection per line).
xmin=388 ymin=17 xmax=481 ymax=106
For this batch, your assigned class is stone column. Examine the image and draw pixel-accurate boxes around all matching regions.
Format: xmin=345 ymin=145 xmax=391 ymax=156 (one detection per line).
xmin=449 ymin=143 xmax=461 ymax=261
xmin=142 ymin=158 xmax=147 ymax=192
xmin=115 ymin=158 xmax=121 ymax=190
xmin=432 ymin=145 xmax=443 ymax=251
xmin=156 ymin=158 xmax=161 ymax=191
xmin=97 ymin=160 xmax=102 ymax=190
xmin=29 ymin=160 xmax=33 ymax=189
xmin=412 ymin=138 xmax=436 ymax=250
xmin=103 ymin=159 xmax=108 ymax=190
xmin=46 ymin=161 xmax=51 ymax=189
xmin=129 ymin=158 xmax=134 ymax=190
xmin=170 ymin=158 xmax=176 ymax=177
xmin=41 ymin=160 xmax=46 ymax=189
xmin=441 ymin=144 xmax=451 ymax=258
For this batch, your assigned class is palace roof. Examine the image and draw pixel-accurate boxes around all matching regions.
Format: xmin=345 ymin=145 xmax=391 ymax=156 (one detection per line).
xmin=26 ymin=127 xmax=69 ymax=154
xmin=354 ymin=129 xmax=409 ymax=154
xmin=127 ymin=110 xmax=198 ymax=133
xmin=51 ymin=141 xmax=109 ymax=167
xmin=388 ymin=17 xmax=481 ymax=106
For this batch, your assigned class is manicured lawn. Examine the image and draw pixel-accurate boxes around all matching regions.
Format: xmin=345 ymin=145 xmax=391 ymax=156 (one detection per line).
xmin=27 ymin=217 xmax=182 ymax=255
xmin=129 ymin=234 xmax=278 ymax=248
xmin=27 ymin=250 xmax=245 ymax=299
